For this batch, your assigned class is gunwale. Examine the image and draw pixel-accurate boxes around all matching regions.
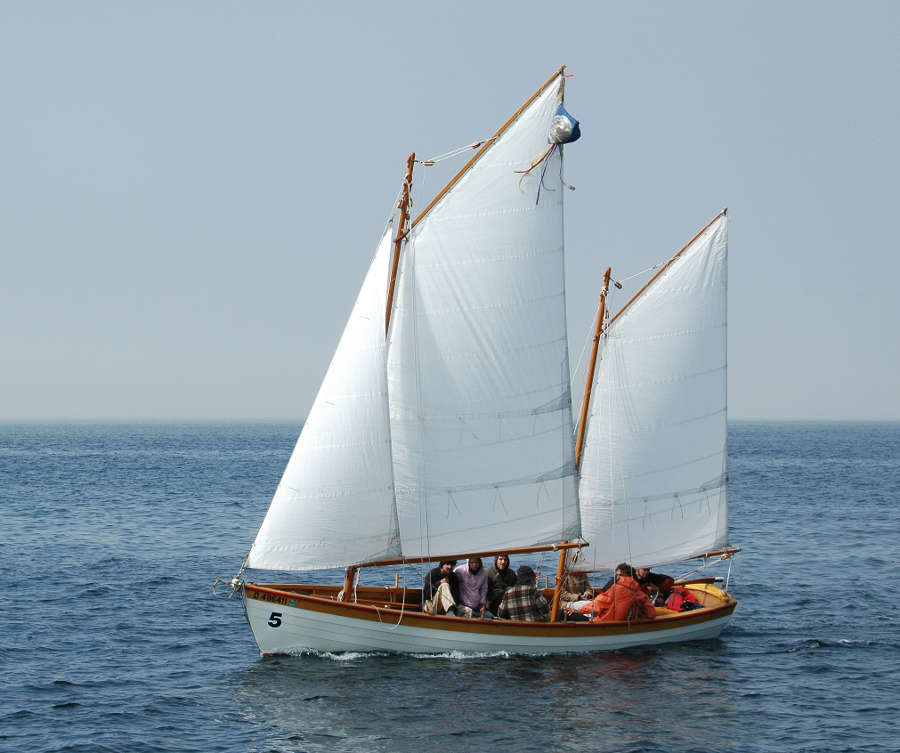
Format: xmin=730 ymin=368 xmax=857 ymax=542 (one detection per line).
xmin=244 ymin=581 xmax=736 ymax=639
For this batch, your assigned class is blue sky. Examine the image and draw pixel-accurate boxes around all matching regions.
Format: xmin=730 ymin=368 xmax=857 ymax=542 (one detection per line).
xmin=2 ymin=1 xmax=898 ymax=420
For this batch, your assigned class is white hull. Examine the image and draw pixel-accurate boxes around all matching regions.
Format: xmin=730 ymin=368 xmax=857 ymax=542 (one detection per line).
xmin=243 ymin=584 xmax=735 ymax=656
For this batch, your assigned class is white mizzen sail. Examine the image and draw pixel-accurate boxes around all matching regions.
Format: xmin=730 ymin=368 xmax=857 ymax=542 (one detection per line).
xmin=577 ymin=215 xmax=729 ymax=571
xmin=247 ymin=228 xmax=400 ymax=570
xmin=388 ymin=77 xmax=579 ymax=558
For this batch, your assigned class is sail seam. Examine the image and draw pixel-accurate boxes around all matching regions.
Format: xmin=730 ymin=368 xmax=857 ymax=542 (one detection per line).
xmin=584 ymin=472 xmax=727 ymax=503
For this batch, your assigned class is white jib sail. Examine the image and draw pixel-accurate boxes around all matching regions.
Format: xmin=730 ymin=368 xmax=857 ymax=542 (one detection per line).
xmin=578 ymin=215 xmax=729 ymax=572
xmin=388 ymin=76 xmax=580 ymax=559
xmin=247 ymin=228 xmax=400 ymax=570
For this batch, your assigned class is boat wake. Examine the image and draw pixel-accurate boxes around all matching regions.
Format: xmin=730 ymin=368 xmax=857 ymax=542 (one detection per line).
xmin=410 ymin=650 xmax=521 ymax=660
xmin=283 ymin=650 xmax=392 ymax=662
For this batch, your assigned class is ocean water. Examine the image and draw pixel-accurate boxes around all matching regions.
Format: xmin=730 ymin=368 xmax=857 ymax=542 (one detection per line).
xmin=1 ymin=421 xmax=898 ymax=753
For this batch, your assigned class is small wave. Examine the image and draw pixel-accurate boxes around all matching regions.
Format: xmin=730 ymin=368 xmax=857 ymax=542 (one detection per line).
xmin=837 ymin=638 xmax=878 ymax=646
xmin=1 ymin=709 xmax=37 ymax=721
xmin=79 ymin=584 xmax=113 ymax=597
xmin=783 ymin=637 xmax=879 ymax=653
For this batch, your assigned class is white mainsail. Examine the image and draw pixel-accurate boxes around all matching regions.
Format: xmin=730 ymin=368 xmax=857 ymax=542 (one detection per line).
xmin=248 ymin=73 xmax=578 ymax=571
xmin=388 ymin=77 xmax=579 ymax=558
xmin=247 ymin=228 xmax=400 ymax=570
xmin=577 ymin=215 xmax=729 ymax=571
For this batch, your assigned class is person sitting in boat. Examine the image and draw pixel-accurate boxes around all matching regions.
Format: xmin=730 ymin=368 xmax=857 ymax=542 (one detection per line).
xmin=486 ymin=553 xmax=517 ymax=614
xmin=644 ymin=583 xmax=667 ymax=607
xmin=453 ymin=557 xmax=492 ymax=618
xmin=558 ymin=570 xmax=594 ymax=608
xmin=566 ymin=563 xmax=655 ymax=623
xmin=497 ymin=565 xmax=550 ymax=622
xmin=634 ymin=567 xmax=675 ymax=605
xmin=423 ymin=560 xmax=462 ymax=616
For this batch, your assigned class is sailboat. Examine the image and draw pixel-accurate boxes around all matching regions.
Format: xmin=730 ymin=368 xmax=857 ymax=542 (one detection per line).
xmin=223 ymin=66 xmax=739 ymax=655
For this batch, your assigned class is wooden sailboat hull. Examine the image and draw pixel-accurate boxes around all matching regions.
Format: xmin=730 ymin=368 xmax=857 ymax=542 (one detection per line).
xmin=243 ymin=582 xmax=737 ymax=656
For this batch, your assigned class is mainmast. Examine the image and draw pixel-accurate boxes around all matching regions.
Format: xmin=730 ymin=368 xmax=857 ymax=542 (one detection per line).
xmin=385 ymin=152 xmax=416 ymax=335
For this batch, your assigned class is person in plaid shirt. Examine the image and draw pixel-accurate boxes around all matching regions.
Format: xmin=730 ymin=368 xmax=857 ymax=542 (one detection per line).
xmin=497 ymin=565 xmax=550 ymax=622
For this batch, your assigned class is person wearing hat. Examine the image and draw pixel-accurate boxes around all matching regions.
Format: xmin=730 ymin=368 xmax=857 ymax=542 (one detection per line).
xmin=423 ymin=560 xmax=461 ymax=616
xmin=497 ymin=565 xmax=550 ymax=622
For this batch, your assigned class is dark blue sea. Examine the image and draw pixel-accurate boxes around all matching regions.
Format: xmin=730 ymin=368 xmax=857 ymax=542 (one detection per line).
xmin=1 ymin=421 xmax=898 ymax=753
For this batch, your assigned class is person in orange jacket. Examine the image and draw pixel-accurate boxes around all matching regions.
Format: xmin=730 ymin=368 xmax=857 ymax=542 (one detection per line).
xmin=567 ymin=563 xmax=656 ymax=622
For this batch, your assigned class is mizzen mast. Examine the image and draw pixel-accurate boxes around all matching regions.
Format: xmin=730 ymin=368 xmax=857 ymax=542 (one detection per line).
xmin=575 ymin=267 xmax=612 ymax=469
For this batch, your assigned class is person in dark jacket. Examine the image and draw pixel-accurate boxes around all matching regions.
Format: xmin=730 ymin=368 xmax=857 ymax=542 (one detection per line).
xmin=423 ymin=560 xmax=461 ymax=616
xmin=486 ymin=553 xmax=517 ymax=614
xmin=634 ymin=567 xmax=675 ymax=605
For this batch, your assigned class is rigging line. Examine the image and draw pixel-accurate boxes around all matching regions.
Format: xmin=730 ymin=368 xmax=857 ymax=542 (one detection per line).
xmin=571 ymin=284 xmax=618 ymax=436
xmin=385 ymin=189 xmax=403 ymax=226
xmin=535 ymin=145 xmax=559 ymax=205
xmin=610 ymin=213 xmax=725 ymax=292
xmin=405 ymin=232 xmax=434 ymax=573
xmin=569 ymin=337 xmax=593 ymax=436
xmin=387 ymin=570 xmax=409 ymax=630
xmin=515 ymin=144 xmax=555 ymax=175
xmin=611 ymin=338 xmax=637 ymax=572
xmin=417 ymin=137 xmax=495 ymax=166
xmin=606 ymin=210 xmax=726 ymax=333
xmin=675 ymin=550 xmax=736 ymax=582
xmin=213 ymin=558 xmax=248 ymax=598
xmin=515 ymin=144 xmax=557 ymax=202
xmin=617 ymin=262 xmax=664 ymax=286
xmin=558 ymin=147 xmax=575 ymax=192
xmin=382 ymin=155 xmax=416 ymax=228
